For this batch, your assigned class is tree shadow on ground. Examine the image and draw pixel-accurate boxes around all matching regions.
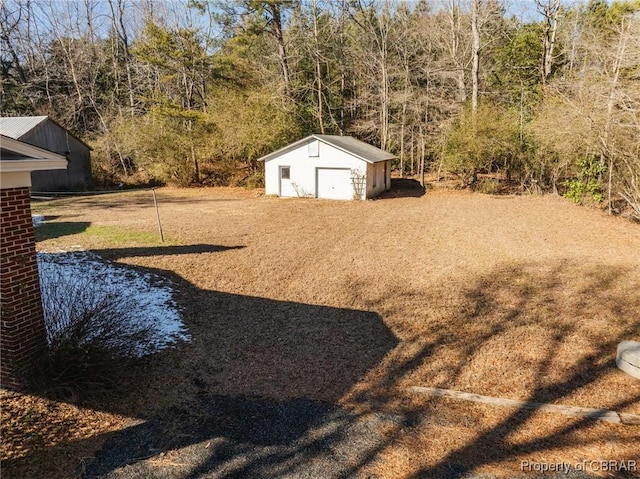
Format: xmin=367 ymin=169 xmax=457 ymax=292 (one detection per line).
xmin=93 ymin=244 xmax=245 ymax=260
xmin=33 ymin=191 xmax=246 ymax=211
xmin=34 ymin=221 xmax=91 ymax=241
xmin=83 ymin=395 xmax=404 ymax=479
xmin=379 ymin=178 xmax=425 ymax=198
xmin=4 ymin=259 xmax=640 ymax=479
xmin=4 ymin=251 xmax=400 ymax=478
xmin=343 ymin=261 xmax=640 ymax=478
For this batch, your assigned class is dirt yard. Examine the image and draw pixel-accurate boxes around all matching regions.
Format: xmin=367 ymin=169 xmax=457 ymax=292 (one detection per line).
xmin=3 ymin=182 xmax=640 ymax=478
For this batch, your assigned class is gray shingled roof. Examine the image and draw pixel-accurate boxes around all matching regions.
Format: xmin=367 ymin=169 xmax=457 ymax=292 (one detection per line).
xmin=0 ymin=116 xmax=48 ymax=139
xmin=258 ymin=134 xmax=395 ymax=164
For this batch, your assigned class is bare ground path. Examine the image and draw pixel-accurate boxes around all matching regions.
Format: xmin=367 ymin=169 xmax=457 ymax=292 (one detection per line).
xmin=3 ymin=186 xmax=639 ymax=478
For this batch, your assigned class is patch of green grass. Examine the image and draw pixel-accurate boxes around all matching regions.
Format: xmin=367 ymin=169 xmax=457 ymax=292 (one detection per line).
xmin=84 ymin=225 xmax=169 ymax=245
xmin=35 ymin=222 xmax=171 ymax=246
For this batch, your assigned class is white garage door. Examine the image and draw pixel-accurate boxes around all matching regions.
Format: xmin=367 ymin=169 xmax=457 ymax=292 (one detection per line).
xmin=316 ymin=168 xmax=353 ymax=200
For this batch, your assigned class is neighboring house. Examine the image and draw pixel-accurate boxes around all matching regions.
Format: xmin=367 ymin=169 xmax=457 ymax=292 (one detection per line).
xmin=258 ymin=134 xmax=395 ymax=200
xmin=0 ymin=116 xmax=91 ymax=191
xmin=0 ymin=135 xmax=67 ymax=389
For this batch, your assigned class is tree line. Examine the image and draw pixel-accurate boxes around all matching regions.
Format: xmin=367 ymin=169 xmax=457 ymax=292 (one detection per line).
xmin=1 ymin=0 xmax=639 ymax=218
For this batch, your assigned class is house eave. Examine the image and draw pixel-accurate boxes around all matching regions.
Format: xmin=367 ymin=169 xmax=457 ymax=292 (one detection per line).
xmin=257 ymin=134 xmax=396 ymax=164
xmin=1 ymin=135 xmax=68 ymax=172
xmin=1 ymin=158 xmax=68 ymax=172
xmin=257 ymin=135 xmax=319 ymax=163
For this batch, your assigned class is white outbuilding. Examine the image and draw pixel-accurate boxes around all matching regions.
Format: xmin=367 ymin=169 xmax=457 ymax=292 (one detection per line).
xmin=258 ymin=134 xmax=395 ymax=200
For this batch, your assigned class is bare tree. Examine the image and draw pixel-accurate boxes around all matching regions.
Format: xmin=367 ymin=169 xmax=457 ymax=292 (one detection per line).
xmin=348 ymin=0 xmax=395 ymax=150
xmin=471 ymin=0 xmax=480 ymax=116
xmin=601 ymin=12 xmax=638 ymax=213
xmin=537 ymin=0 xmax=561 ymax=86
xmin=447 ymin=0 xmax=468 ymax=103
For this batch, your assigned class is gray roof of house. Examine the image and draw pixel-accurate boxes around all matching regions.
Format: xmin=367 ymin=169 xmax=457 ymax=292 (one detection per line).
xmin=0 ymin=116 xmax=92 ymax=150
xmin=0 ymin=116 xmax=48 ymax=139
xmin=258 ymin=134 xmax=396 ymax=164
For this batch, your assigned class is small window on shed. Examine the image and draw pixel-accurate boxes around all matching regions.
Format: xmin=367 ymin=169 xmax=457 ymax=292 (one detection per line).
xmin=308 ymin=140 xmax=319 ymax=157
xmin=281 ymin=166 xmax=290 ymax=179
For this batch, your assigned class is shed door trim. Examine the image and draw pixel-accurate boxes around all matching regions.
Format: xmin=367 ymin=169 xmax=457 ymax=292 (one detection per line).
xmin=279 ymin=165 xmax=294 ymax=197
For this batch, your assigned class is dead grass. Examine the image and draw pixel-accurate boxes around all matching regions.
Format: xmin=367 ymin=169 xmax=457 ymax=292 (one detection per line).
xmin=6 ymin=186 xmax=639 ymax=478
xmin=0 ymin=390 xmax=129 ymax=478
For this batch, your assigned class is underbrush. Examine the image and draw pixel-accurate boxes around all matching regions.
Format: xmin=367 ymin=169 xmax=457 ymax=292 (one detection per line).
xmin=472 ymin=177 xmax=500 ymax=194
xmin=25 ymin=252 xmax=185 ymax=404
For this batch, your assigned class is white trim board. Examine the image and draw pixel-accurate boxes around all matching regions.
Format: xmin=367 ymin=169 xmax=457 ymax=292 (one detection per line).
xmin=410 ymin=386 xmax=640 ymax=425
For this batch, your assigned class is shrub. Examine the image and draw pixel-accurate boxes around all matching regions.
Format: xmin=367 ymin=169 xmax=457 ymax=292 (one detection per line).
xmin=27 ymin=252 xmax=186 ymax=402
xmin=442 ymin=104 xmax=522 ymax=187
xmin=618 ymin=155 xmax=640 ymax=221
xmin=244 ymin=169 xmax=265 ymax=189
xmin=39 ymin=255 xmax=156 ymax=357
xmin=564 ymin=157 xmax=606 ymax=204
xmin=473 ymin=178 xmax=500 ymax=194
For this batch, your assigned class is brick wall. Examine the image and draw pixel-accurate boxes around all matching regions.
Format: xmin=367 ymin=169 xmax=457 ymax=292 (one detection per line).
xmin=1 ymin=186 xmax=47 ymax=390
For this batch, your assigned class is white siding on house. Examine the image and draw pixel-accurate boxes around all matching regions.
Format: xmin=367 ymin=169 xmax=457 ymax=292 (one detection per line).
xmin=366 ymin=161 xmax=389 ymax=198
xmin=265 ymin=141 xmax=368 ymax=199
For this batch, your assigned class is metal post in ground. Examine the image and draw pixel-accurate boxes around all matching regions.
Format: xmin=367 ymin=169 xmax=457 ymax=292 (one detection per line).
xmin=152 ymin=188 xmax=164 ymax=242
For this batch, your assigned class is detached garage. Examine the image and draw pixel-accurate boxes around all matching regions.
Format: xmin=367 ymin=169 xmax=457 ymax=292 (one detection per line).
xmin=259 ymin=135 xmax=394 ymax=200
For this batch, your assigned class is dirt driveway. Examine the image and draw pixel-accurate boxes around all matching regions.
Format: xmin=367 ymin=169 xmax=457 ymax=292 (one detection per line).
xmin=5 ymin=183 xmax=640 ymax=478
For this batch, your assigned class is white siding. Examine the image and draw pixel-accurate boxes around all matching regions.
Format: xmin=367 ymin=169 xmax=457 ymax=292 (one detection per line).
xmin=265 ymin=141 xmax=368 ymax=199
xmin=365 ymin=160 xmax=390 ymax=198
